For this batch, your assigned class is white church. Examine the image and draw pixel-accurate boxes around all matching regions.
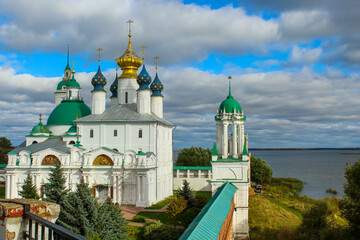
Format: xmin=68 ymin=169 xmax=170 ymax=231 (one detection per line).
xmin=5 ymin=27 xmax=174 ymax=207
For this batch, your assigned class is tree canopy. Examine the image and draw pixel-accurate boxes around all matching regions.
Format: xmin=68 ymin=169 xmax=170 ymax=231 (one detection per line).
xmin=44 ymin=163 xmax=69 ymax=204
xmin=340 ymin=159 xmax=360 ymax=238
xmin=0 ymin=137 xmax=14 ymax=164
xmin=176 ymin=147 xmax=212 ymax=166
xmin=250 ymin=155 xmax=273 ymax=184
xmin=19 ymin=173 xmax=40 ymax=199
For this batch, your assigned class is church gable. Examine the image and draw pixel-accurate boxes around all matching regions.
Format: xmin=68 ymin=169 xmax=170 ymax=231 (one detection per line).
xmin=83 ymin=147 xmax=123 ymax=167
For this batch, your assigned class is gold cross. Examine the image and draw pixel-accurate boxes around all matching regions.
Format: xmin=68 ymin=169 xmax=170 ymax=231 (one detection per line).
xmin=127 ymin=20 xmax=133 ymax=37
xmin=39 ymin=114 xmax=42 ymax=121
xmin=154 ymin=56 xmax=159 ymax=73
xmin=97 ymin=48 xmax=103 ymax=64
xmin=140 ymin=46 xmax=147 ymax=61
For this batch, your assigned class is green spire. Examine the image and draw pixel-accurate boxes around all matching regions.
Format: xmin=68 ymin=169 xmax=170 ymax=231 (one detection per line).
xmin=65 ymin=44 xmax=71 ymax=70
xmin=228 ymin=76 xmax=233 ymax=99
xmin=242 ymin=140 xmax=248 ymax=155
xmin=212 ymin=142 xmax=218 ymax=156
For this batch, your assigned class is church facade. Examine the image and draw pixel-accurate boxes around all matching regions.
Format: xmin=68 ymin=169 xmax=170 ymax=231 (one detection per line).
xmin=5 ymin=29 xmax=174 ymax=207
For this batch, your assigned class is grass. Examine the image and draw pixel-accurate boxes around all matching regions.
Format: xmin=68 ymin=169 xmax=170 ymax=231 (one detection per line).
xmin=0 ymin=186 xmax=4 ymax=198
xmin=133 ymin=211 xmax=173 ymax=225
xmin=145 ymin=195 xmax=176 ymax=209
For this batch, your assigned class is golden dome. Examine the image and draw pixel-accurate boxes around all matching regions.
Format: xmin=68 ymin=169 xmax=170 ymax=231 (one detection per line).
xmin=117 ymin=35 xmax=142 ymax=78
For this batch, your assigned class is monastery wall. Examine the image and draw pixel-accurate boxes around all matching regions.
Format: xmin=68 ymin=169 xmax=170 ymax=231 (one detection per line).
xmin=173 ymin=167 xmax=212 ymax=191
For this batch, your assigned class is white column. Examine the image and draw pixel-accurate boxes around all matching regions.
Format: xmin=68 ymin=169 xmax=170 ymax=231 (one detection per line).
xmin=151 ymin=96 xmax=163 ymax=118
xmin=137 ymin=90 xmax=151 ymax=114
xmin=10 ymin=175 xmax=16 ymax=198
xmin=91 ymin=91 xmax=106 ymax=114
xmin=222 ymin=123 xmax=228 ymax=158
xmin=5 ymin=174 xmax=10 ymax=198
xmin=233 ymin=123 xmax=238 ymax=158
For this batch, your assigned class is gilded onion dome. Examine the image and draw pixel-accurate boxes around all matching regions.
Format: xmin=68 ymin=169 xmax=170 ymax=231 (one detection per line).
xmin=137 ymin=64 xmax=152 ymax=90
xmin=117 ymin=34 xmax=142 ymax=78
xmin=91 ymin=66 xmax=107 ymax=91
xmin=110 ymin=69 xmax=118 ymax=98
xmin=150 ymin=73 xmax=164 ymax=96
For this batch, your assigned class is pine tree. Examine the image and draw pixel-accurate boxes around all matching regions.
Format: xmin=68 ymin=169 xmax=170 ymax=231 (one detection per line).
xmin=96 ymin=198 xmax=129 ymax=240
xmin=178 ymin=180 xmax=195 ymax=207
xmin=19 ymin=173 xmax=40 ymax=199
xmin=43 ymin=163 xmax=69 ymax=204
xmin=56 ymin=179 xmax=99 ymax=238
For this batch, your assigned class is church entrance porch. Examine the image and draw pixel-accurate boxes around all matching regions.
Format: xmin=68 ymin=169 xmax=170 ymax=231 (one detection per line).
xmin=94 ymin=185 xmax=111 ymax=203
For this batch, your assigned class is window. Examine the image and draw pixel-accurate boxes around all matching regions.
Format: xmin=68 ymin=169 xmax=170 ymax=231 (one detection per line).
xmin=125 ymin=92 xmax=128 ymax=103
xmin=69 ymin=91 xmax=72 ymax=98
xmin=32 ymin=141 xmax=38 ymax=144
xmin=69 ymin=141 xmax=75 ymax=144
xmin=90 ymin=129 xmax=94 ymax=138
xmin=138 ymin=129 xmax=142 ymax=138
xmin=114 ymin=130 xmax=117 ymax=137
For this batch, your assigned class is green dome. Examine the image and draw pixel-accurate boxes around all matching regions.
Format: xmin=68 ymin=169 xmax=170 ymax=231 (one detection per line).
xmin=66 ymin=75 xmax=80 ymax=88
xmin=31 ymin=121 xmax=51 ymax=134
xmin=57 ymin=80 xmax=66 ymax=90
xmin=47 ymin=100 xmax=91 ymax=125
xmin=67 ymin=124 xmax=77 ymax=133
xmin=219 ymin=95 xmax=241 ymax=114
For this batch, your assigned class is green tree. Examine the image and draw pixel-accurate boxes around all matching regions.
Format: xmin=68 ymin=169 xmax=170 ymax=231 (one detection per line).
xmin=43 ymin=163 xmax=69 ymax=204
xmin=176 ymin=147 xmax=211 ymax=166
xmin=178 ymin=180 xmax=195 ymax=207
xmin=250 ymin=155 xmax=273 ymax=184
xmin=298 ymin=201 xmax=331 ymax=240
xmin=0 ymin=137 xmax=14 ymax=164
xmin=166 ymin=197 xmax=187 ymax=224
xmin=141 ymin=222 xmax=182 ymax=240
xmin=19 ymin=173 xmax=40 ymax=199
xmin=340 ymin=160 xmax=360 ymax=238
xmin=57 ymin=179 xmax=128 ymax=239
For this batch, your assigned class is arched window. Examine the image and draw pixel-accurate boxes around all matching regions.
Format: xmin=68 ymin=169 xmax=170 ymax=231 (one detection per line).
xmin=138 ymin=129 xmax=143 ymax=138
xmin=93 ymin=154 xmax=114 ymax=166
xmin=42 ymin=155 xmax=61 ymax=165
xmin=90 ymin=129 xmax=94 ymax=138
xmin=32 ymin=141 xmax=38 ymax=144
xmin=69 ymin=141 xmax=75 ymax=144
xmin=114 ymin=130 xmax=117 ymax=137
xmin=125 ymin=92 xmax=128 ymax=103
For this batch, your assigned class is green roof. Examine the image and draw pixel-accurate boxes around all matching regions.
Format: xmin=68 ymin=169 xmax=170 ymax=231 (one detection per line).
xmin=31 ymin=120 xmax=51 ymax=134
xmin=211 ymin=142 xmax=218 ymax=156
xmin=212 ymin=158 xmax=249 ymax=163
xmin=67 ymin=124 xmax=77 ymax=133
xmin=47 ymin=100 xmax=91 ymax=126
xmin=179 ymin=182 xmax=237 ymax=240
xmin=66 ymin=75 xmax=80 ymax=88
xmin=219 ymin=81 xmax=241 ymax=114
xmin=137 ymin=151 xmax=147 ymax=155
xmin=173 ymin=166 xmax=212 ymax=170
xmin=57 ymin=80 xmax=66 ymax=90
xmin=242 ymin=140 xmax=248 ymax=155
xmin=0 ymin=164 xmax=6 ymax=168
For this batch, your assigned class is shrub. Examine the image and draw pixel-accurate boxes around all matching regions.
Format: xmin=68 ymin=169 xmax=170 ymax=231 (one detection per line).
xmin=132 ymin=216 xmax=147 ymax=223
xmin=251 ymin=155 xmax=273 ymax=184
xmin=141 ymin=222 xmax=182 ymax=240
xmin=325 ymin=188 xmax=338 ymax=195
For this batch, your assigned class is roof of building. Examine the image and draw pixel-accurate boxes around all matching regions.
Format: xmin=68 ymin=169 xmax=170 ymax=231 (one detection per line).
xmin=56 ymin=80 xmax=66 ymax=90
xmin=110 ymin=70 xmax=118 ymax=98
xmin=212 ymin=142 xmax=218 ymax=156
xmin=91 ymin=66 xmax=107 ymax=92
xmin=66 ymin=75 xmax=80 ymax=88
xmin=75 ymin=103 xmax=173 ymax=126
xmin=31 ymin=120 xmax=51 ymax=134
xmin=47 ymin=99 xmax=91 ymax=126
xmin=11 ymin=138 xmax=70 ymax=154
xmin=173 ymin=166 xmax=212 ymax=170
xmin=179 ymin=182 xmax=237 ymax=240
xmin=150 ymin=73 xmax=164 ymax=97
xmin=137 ymin=64 xmax=152 ymax=90
xmin=219 ymin=79 xmax=241 ymax=114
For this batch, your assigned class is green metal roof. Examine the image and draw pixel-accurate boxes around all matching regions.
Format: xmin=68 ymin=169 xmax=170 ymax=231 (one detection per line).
xmin=31 ymin=120 xmax=51 ymax=134
xmin=47 ymin=100 xmax=91 ymax=126
xmin=66 ymin=75 xmax=80 ymax=88
xmin=0 ymin=164 xmax=6 ymax=168
xmin=137 ymin=151 xmax=147 ymax=155
xmin=242 ymin=140 xmax=248 ymax=155
xmin=179 ymin=182 xmax=237 ymax=240
xmin=57 ymin=80 xmax=66 ymax=90
xmin=173 ymin=166 xmax=212 ymax=170
xmin=211 ymin=142 xmax=218 ymax=156
xmin=219 ymin=81 xmax=241 ymax=114
xmin=67 ymin=124 xmax=77 ymax=133
xmin=212 ymin=158 xmax=249 ymax=163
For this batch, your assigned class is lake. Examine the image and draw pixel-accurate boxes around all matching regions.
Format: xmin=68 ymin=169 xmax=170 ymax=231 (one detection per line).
xmin=173 ymin=149 xmax=360 ymax=199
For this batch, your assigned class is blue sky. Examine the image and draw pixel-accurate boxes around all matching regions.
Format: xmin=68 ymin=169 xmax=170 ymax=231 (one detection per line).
xmin=1 ymin=0 xmax=360 ymax=149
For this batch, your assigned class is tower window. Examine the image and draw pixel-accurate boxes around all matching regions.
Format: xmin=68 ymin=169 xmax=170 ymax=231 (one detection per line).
xmin=90 ymin=129 xmax=94 ymax=138
xmin=69 ymin=141 xmax=75 ymax=144
xmin=138 ymin=129 xmax=142 ymax=138
xmin=125 ymin=92 xmax=128 ymax=103
xmin=114 ymin=130 xmax=117 ymax=137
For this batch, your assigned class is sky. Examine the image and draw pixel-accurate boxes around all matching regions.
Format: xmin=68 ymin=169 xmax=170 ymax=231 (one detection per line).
xmin=1 ymin=0 xmax=360 ymax=149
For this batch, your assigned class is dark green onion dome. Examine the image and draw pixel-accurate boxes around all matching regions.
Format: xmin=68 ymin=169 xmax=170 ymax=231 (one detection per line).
xmin=150 ymin=73 xmax=163 ymax=96
xmin=66 ymin=75 xmax=80 ymax=88
xmin=67 ymin=124 xmax=77 ymax=133
xmin=137 ymin=65 xmax=152 ymax=90
xmin=219 ymin=85 xmax=241 ymax=114
xmin=57 ymin=80 xmax=67 ymax=90
xmin=31 ymin=120 xmax=51 ymax=134
xmin=91 ymin=66 xmax=107 ymax=91
xmin=47 ymin=100 xmax=91 ymax=125
xmin=110 ymin=70 xmax=118 ymax=98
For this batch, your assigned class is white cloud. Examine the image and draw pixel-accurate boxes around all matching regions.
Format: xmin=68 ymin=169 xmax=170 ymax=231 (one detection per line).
xmin=289 ymin=45 xmax=322 ymax=64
